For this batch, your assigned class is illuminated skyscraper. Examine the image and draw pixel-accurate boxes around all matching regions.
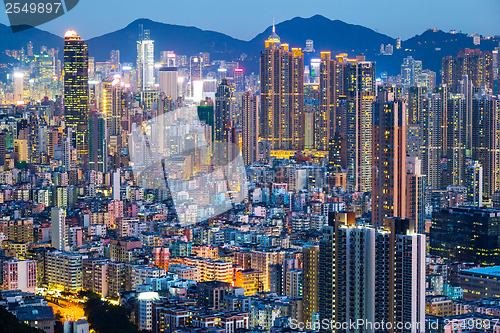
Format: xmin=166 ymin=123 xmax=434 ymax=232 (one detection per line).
xmin=319 ymin=213 xmax=425 ymax=332
xmin=159 ymin=67 xmax=178 ymax=100
xmin=214 ymin=78 xmax=235 ymax=166
xmin=136 ymin=26 xmax=155 ymax=91
xmin=446 ymin=94 xmax=467 ymax=186
xmin=302 ymin=244 xmax=319 ymax=324
xmin=420 ymin=92 xmax=444 ymax=189
xmin=63 ymin=30 xmax=89 ymax=160
xmin=340 ymin=55 xmax=376 ymax=192
xmin=317 ymin=51 xmax=337 ymax=151
xmin=88 ymin=110 xmax=107 ymax=172
xmin=401 ymin=56 xmax=422 ymax=92
xmin=372 ymin=86 xmax=407 ymax=226
xmin=471 ymin=93 xmax=500 ymax=198
xmin=260 ymin=24 xmax=304 ymax=151
xmin=442 ymin=49 xmax=493 ymax=93
xmin=242 ymin=91 xmax=258 ymax=165
xmin=101 ymin=76 xmax=123 ymax=137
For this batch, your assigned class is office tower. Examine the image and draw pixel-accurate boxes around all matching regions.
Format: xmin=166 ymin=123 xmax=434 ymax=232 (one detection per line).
xmin=442 ymin=49 xmax=493 ymax=93
xmin=302 ymin=244 xmax=319 ymax=323
xmin=63 ymin=30 xmax=89 ymax=160
xmin=471 ymin=93 xmax=500 ymax=198
xmin=260 ymin=25 xmax=304 ymax=151
xmin=341 ymin=56 xmax=376 ymax=192
xmin=319 ymin=212 xmax=425 ymax=332
xmin=316 ymin=52 xmax=337 ymax=151
xmin=110 ymin=49 xmax=120 ymax=70
xmin=233 ymin=68 xmax=245 ymax=91
xmin=401 ymin=56 xmax=423 ymax=91
xmin=88 ymin=111 xmax=107 ymax=172
xmin=417 ymin=93 xmax=440 ymax=188
xmin=102 ymin=76 xmax=123 ymax=137
xmin=190 ymin=56 xmax=203 ymax=81
xmin=214 ymin=78 xmax=235 ymax=167
xmin=416 ymin=70 xmax=436 ymax=91
xmin=466 ymin=160 xmax=483 ymax=207
xmin=160 ymin=51 xmax=176 ymax=66
xmin=406 ymin=157 xmax=426 ymax=233
xmin=51 ymin=207 xmax=66 ymax=251
xmin=1 ymin=260 xmax=37 ymax=293
xmin=159 ymin=67 xmax=178 ymax=100
xmin=242 ymin=91 xmax=259 ymax=165
xmin=13 ymin=71 xmax=24 ymax=103
xmin=372 ymin=86 xmax=407 ymax=226
xmin=446 ymin=94 xmax=467 ymax=186
xmin=430 ymin=207 xmax=500 ymax=266
xmin=137 ymin=27 xmax=155 ymax=91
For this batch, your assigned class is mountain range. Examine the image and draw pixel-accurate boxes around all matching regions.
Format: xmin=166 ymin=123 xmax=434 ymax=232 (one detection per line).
xmin=1 ymin=15 xmax=498 ymax=77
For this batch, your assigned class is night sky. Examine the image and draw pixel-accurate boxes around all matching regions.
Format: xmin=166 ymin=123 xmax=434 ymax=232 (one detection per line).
xmin=0 ymin=0 xmax=499 ymax=40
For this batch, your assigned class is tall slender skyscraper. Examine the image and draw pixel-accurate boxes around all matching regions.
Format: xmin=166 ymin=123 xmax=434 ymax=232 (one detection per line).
xmin=446 ymin=93 xmax=467 ymax=186
xmin=341 ymin=56 xmax=376 ymax=192
xmin=214 ymin=78 xmax=235 ymax=167
xmin=242 ymin=91 xmax=259 ymax=165
xmin=260 ymin=24 xmax=304 ymax=152
xmin=372 ymin=86 xmax=407 ymax=226
xmin=88 ymin=110 xmax=107 ymax=172
xmin=317 ymin=52 xmax=337 ymax=152
xmin=472 ymin=93 xmax=500 ymax=198
xmin=302 ymin=243 xmax=319 ymax=324
xmin=64 ymin=30 xmax=89 ymax=161
xmin=101 ymin=76 xmax=123 ymax=137
xmin=136 ymin=26 xmax=155 ymax=91
xmin=420 ymin=92 xmax=443 ymax=189
xmin=51 ymin=207 xmax=67 ymax=251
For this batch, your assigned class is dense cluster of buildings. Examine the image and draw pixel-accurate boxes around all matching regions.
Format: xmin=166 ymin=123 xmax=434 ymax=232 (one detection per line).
xmin=0 ymin=21 xmax=498 ymax=333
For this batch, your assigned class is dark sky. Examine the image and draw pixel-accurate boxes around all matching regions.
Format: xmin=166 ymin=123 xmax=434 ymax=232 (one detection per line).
xmin=0 ymin=0 xmax=499 ymax=40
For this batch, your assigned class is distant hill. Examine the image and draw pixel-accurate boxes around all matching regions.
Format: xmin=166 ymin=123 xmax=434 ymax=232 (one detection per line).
xmin=86 ymin=18 xmax=248 ymax=64
xmin=0 ymin=23 xmax=62 ymax=52
xmin=0 ymin=15 xmax=498 ymax=77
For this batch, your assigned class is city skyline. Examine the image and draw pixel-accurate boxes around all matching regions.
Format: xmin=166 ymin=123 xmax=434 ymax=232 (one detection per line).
xmin=0 ymin=0 xmax=499 ymax=40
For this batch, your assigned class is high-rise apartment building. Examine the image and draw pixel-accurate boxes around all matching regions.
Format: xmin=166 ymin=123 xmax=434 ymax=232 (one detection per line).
xmin=442 ymin=49 xmax=493 ymax=93
xmin=340 ymin=55 xmax=376 ymax=192
xmin=302 ymin=244 xmax=319 ymax=323
xmin=319 ymin=212 xmax=425 ymax=332
xmin=88 ymin=111 xmax=107 ymax=173
xmin=316 ymin=51 xmax=337 ymax=152
xmin=51 ymin=207 xmax=66 ymax=251
xmin=260 ymin=25 xmax=304 ymax=152
xmin=242 ymin=91 xmax=259 ymax=165
xmin=372 ymin=86 xmax=407 ymax=226
xmin=63 ymin=30 xmax=89 ymax=160
xmin=101 ymin=76 xmax=123 ymax=137
xmin=471 ymin=93 xmax=500 ymax=198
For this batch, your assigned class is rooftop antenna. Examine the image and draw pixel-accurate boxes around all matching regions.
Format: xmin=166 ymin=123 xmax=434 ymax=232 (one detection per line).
xmin=273 ymin=18 xmax=275 ymax=33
